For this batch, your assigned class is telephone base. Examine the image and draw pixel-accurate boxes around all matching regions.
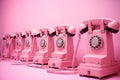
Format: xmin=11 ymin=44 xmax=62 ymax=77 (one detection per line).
xmin=11 ymin=51 xmax=21 ymax=60
xmin=2 ymin=55 xmax=10 ymax=58
xmin=26 ymin=63 xmax=48 ymax=69
xmin=78 ymin=63 xmax=119 ymax=78
xmin=20 ymin=56 xmax=33 ymax=62
xmin=33 ymin=57 xmax=49 ymax=65
xmin=20 ymin=50 xmax=34 ymax=62
xmin=48 ymin=59 xmax=76 ymax=69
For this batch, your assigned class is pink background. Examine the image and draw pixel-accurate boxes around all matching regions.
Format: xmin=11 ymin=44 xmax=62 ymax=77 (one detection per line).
xmin=0 ymin=0 xmax=120 ymax=67
xmin=0 ymin=0 xmax=120 ymax=80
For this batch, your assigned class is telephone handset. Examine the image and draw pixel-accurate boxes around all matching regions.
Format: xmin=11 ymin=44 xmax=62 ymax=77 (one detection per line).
xmin=79 ymin=19 xmax=119 ymax=34
xmin=35 ymin=29 xmax=43 ymax=38
xmin=49 ymin=26 xmax=75 ymax=37
xmin=78 ymin=19 xmax=120 ymax=78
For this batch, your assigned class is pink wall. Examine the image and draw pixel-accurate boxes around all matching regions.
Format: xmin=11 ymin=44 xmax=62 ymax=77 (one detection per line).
xmin=1 ymin=0 xmax=120 ymax=63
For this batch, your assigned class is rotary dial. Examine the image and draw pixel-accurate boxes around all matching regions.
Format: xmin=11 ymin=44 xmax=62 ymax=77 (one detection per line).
xmin=89 ymin=35 xmax=103 ymax=49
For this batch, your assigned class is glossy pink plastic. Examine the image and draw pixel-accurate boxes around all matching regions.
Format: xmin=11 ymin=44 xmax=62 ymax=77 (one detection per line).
xmin=11 ymin=32 xmax=25 ymax=60
xmin=2 ymin=34 xmax=15 ymax=58
xmin=33 ymin=28 xmax=54 ymax=65
xmin=20 ymin=31 xmax=38 ymax=62
xmin=48 ymin=25 xmax=77 ymax=69
xmin=78 ymin=19 xmax=120 ymax=78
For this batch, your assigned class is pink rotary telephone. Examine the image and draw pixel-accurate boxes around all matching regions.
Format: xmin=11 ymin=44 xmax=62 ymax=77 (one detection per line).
xmin=11 ymin=32 xmax=25 ymax=60
xmin=78 ymin=19 xmax=119 ymax=78
xmin=20 ymin=31 xmax=38 ymax=62
xmin=2 ymin=34 xmax=15 ymax=59
xmin=48 ymin=25 xmax=77 ymax=69
xmin=33 ymin=28 xmax=54 ymax=65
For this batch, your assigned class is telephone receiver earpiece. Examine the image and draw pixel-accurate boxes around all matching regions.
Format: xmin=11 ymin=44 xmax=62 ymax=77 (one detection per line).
xmin=66 ymin=27 xmax=76 ymax=37
xmin=21 ymin=34 xmax=26 ymax=38
xmin=13 ymin=35 xmax=16 ymax=39
xmin=48 ymin=28 xmax=56 ymax=37
xmin=35 ymin=29 xmax=43 ymax=37
xmin=21 ymin=33 xmax=26 ymax=38
xmin=21 ymin=32 xmax=29 ymax=38
xmin=36 ymin=33 xmax=40 ymax=37
xmin=3 ymin=37 xmax=6 ymax=40
xmin=2 ymin=35 xmax=6 ymax=40
xmin=79 ymin=23 xmax=88 ymax=34
xmin=105 ymin=21 xmax=119 ymax=33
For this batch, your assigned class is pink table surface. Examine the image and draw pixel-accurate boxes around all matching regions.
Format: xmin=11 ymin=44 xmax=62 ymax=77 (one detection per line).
xmin=0 ymin=60 xmax=120 ymax=80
